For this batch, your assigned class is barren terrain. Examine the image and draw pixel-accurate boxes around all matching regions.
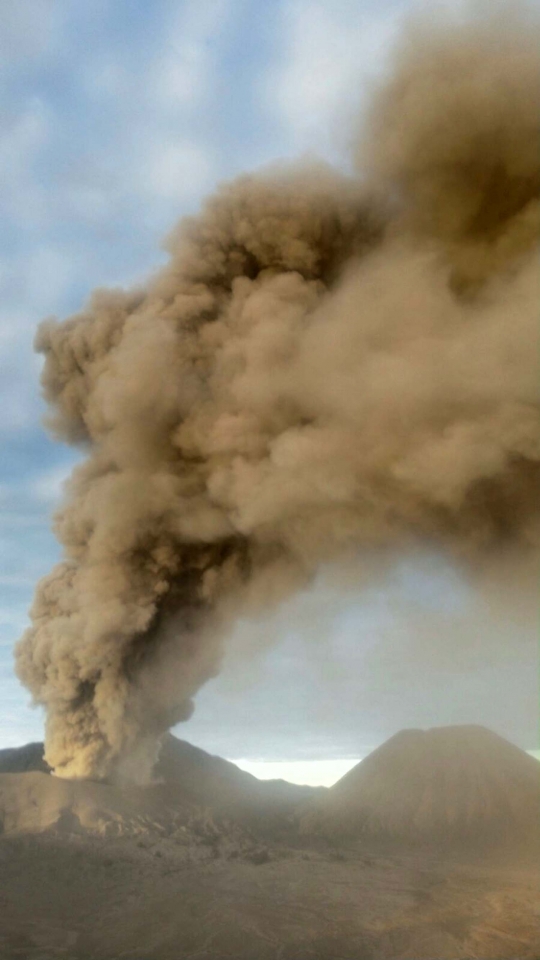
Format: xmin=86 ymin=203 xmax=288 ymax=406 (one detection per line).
xmin=1 ymin=730 xmax=539 ymax=960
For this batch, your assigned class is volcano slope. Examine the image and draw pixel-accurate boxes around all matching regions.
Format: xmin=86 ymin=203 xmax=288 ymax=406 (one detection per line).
xmin=1 ymin=728 xmax=539 ymax=960
xmin=299 ymin=725 xmax=540 ymax=847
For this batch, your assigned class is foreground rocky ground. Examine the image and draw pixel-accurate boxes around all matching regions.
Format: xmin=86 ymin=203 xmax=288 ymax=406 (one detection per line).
xmin=2 ymin=829 xmax=539 ymax=960
xmin=1 ymin=729 xmax=539 ymax=959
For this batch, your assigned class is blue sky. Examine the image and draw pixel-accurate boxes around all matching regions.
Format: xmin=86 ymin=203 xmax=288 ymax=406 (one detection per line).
xmin=1 ymin=0 xmax=538 ymax=776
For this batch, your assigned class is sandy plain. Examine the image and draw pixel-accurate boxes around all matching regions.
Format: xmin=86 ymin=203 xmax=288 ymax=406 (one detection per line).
xmin=1 ymin=731 xmax=539 ymax=960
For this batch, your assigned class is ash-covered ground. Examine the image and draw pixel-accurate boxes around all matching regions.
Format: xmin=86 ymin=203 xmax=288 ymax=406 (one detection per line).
xmin=1 ymin=727 xmax=539 ymax=960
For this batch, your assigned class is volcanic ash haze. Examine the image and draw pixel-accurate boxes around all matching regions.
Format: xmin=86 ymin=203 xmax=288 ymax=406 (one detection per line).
xmin=16 ymin=4 xmax=540 ymax=779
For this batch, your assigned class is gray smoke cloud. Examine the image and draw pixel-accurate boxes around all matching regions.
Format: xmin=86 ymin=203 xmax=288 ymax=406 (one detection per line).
xmin=15 ymin=2 xmax=540 ymax=779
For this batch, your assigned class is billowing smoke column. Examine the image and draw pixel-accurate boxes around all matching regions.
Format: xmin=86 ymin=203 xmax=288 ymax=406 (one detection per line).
xmin=16 ymin=5 xmax=540 ymax=779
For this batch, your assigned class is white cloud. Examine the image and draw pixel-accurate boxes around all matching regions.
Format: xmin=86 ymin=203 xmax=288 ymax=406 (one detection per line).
xmin=24 ymin=246 xmax=77 ymax=314
xmin=150 ymin=53 xmax=208 ymax=112
xmin=75 ymin=1 xmax=230 ymax=224
xmin=143 ymin=137 xmax=215 ymax=202
xmin=57 ymin=124 xmax=216 ymax=237
xmin=28 ymin=462 xmax=75 ymax=506
xmin=263 ymin=0 xmax=406 ymax=154
xmin=83 ymin=0 xmax=232 ymax=114
xmin=149 ymin=0 xmax=233 ymax=110
xmin=0 ymin=604 xmax=30 ymax=630
xmin=0 ymin=102 xmax=49 ymax=172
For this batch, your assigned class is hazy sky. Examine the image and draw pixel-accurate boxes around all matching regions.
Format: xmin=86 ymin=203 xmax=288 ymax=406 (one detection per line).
xmin=1 ymin=0 xmax=538 ymax=772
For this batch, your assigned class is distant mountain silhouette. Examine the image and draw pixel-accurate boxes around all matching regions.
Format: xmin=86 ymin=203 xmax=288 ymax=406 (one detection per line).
xmin=300 ymin=725 xmax=540 ymax=845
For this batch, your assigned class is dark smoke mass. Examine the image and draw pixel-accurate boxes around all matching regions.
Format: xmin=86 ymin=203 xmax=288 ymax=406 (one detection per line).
xmin=16 ymin=4 xmax=540 ymax=779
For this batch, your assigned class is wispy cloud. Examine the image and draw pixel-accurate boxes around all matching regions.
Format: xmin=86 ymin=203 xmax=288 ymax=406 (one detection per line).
xmin=262 ymin=0 xmax=406 ymax=156
xmin=146 ymin=0 xmax=234 ymax=114
xmin=27 ymin=461 xmax=76 ymax=506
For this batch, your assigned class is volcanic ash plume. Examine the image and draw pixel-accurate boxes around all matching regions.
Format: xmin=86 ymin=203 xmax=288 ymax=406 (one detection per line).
xmin=16 ymin=5 xmax=540 ymax=779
